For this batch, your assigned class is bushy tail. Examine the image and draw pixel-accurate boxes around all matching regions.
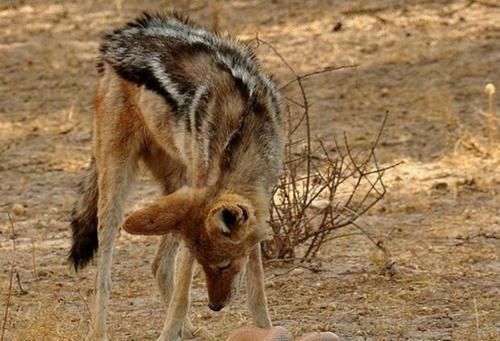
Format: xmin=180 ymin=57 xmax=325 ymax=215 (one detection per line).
xmin=69 ymin=158 xmax=99 ymax=271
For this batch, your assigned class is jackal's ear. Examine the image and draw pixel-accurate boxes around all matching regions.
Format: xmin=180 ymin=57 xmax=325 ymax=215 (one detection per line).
xmin=206 ymin=194 xmax=254 ymax=243
xmin=122 ymin=188 xmax=197 ymax=235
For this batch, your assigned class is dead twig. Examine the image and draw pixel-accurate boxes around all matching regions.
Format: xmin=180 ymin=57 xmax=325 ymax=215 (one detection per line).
xmin=485 ymin=84 xmax=496 ymax=151
xmin=1 ymin=214 xmax=17 ymax=341
xmin=15 ymin=272 xmax=28 ymax=295
xmin=454 ymin=231 xmax=500 ymax=246
xmin=279 ymin=64 xmax=359 ymax=91
xmin=256 ymin=38 xmax=396 ymax=261
xmin=30 ymin=238 xmax=38 ymax=281
xmin=472 ymin=0 xmax=500 ymax=8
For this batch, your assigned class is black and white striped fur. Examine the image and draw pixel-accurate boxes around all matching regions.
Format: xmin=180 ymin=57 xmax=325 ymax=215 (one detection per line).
xmin=100 ymin=13 xmax=283 ymax=185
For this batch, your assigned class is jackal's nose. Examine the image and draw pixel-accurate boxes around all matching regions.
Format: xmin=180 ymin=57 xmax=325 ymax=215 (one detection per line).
xmin=208 ymin=302 xmax=224 ymax=312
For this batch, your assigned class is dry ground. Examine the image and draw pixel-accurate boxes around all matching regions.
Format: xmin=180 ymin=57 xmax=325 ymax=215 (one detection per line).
xmin=1 ymin=0 xmax=499 ymax=340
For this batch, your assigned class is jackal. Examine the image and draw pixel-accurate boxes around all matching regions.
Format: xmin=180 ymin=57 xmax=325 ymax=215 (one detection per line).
xmin=69 ymin=13 xmax=284 ymax=340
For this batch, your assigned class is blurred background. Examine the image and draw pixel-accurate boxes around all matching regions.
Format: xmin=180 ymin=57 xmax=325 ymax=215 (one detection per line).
xmin=1 ymin=1 xmax=499 ymax=340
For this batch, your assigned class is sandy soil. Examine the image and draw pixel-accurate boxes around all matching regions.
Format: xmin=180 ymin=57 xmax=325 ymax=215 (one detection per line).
xmin=1 ymin=0 xmax=499 ymax=340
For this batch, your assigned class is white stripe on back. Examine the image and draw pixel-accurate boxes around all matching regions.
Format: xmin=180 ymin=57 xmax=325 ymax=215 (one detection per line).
xmin=149 ymin=57 xmax=185 ymax=105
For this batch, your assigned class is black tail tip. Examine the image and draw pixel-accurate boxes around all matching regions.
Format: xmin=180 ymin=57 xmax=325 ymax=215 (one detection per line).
xmin=68 ymin=244 xmax=97 ymax=272
xmin=69 ymin=218 xmax=98 ymax=271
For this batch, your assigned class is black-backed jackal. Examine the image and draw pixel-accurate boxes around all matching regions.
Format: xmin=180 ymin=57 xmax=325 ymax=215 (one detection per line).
xmin=69 ymin=13 xmax=284 ymax=341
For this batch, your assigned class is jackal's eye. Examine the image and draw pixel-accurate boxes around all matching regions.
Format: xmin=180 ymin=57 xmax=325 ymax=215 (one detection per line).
xmin=216 ymin=260 xmax=231 ymax=271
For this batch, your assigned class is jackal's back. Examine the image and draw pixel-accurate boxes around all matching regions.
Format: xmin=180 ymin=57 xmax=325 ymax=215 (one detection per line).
xmin=99 ymin=12 xmax=284 ymax=189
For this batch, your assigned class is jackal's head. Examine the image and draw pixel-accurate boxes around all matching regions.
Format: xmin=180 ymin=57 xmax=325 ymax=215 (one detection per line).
xmin=122 ymin=187 xmax=270 ymax=311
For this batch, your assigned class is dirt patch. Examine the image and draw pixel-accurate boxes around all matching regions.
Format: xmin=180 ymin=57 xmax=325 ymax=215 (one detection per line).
xmin=1 ymin=1 xmax=499 ymax=340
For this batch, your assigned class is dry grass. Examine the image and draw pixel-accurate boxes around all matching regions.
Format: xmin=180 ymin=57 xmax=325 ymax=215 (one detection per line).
xmin=1 ymin=0 xmax=499 ymax=340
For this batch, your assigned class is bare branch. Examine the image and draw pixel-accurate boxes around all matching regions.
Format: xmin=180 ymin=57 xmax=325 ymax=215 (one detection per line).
xmin=259 ymin=39 xmax=397 ymax=261
xmin=280 ymin=64 xmax=359 ymax=91
xmin=1 ymin=214 xmax=17 ymax=341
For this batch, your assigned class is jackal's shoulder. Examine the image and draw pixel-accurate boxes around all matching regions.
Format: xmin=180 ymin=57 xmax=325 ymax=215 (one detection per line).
xmin=97 ymin=12 xmax=282 ymax=120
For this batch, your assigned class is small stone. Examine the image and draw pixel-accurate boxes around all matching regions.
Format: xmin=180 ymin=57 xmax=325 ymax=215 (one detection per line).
xmin=11 ymin=203 xmax=25 ymax=216
xmin=291 ymin=268 xmax=304 ymax=276
xmin=332 ymin=22 xmax=342 ymax=32
xmin=37 ymin=270 xmax=52 ymax=279
xmin=383 ymin=258 xmax=399 ymax=277
xmin=360 ymin=43 xmax=379 ymax=54
xmin=312 ymin=199 xmax=330 ymax=209
xmin=431 ymin=182 xmax=448 ymax=191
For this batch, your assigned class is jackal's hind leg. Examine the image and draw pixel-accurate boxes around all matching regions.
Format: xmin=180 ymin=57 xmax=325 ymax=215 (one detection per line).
xmin=90 ymin=152 xmax=138 ymax=341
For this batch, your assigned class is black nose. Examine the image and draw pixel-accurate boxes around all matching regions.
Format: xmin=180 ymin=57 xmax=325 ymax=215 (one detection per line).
xmin=208 ymin=303 xmax=223 ymax=312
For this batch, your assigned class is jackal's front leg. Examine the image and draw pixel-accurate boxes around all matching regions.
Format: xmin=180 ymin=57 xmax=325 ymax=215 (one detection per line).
xmin=152 ymin=234 xmax=180 ymax=307
xmin=157 ymin=243 xmax=196 ymax=341
xmin=246 ymin=244 xmax=272 ymax=328
xmin=153 ymin=236 xmax=210 ymax=339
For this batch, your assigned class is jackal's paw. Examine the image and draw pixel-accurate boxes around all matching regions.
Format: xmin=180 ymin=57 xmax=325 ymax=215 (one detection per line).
xmin=157 ymin=330 xmax=181 ymax=341
xmin=85 ymin=331 xmax=109 ymax=341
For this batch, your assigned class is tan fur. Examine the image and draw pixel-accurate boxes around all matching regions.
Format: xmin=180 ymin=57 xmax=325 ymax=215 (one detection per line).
xmin=88 ymin=64 xmax=273 ymax=340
